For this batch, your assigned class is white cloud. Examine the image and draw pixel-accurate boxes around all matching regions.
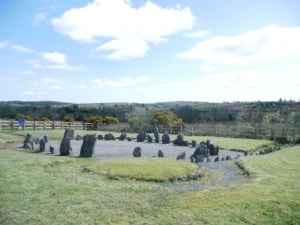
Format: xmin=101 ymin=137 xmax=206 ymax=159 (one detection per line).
xmin=185 ymin=29 xmax=212 ymax=38
xmin=177 ymin=25 xmax=300 ymax=65
xmin=159 ymin=70 xmax=300 ymax=102
xmin=21 ymin=91 xmax=36 ymax=96
xmin=41 ymin=52 xmax=67 ymax=64
xmin=32 ymin=12 xmax=47 ymax=25
xmin=200 ymin=64 xmax=213 ymax=73
xmin=22 ymin=70 xmax=35 ymax=75
xmin=26 ymin=52 xmax=84 ymax=71
xmin=51 ymin=0 xmax=195 ymax=59
xmin=41 ymin=78 xmax=64 ymax=90
xmin=0 ymin=41 xmax=9 ymax=48
xmin=91 ymin=76 xmax=150 ymax=88
xmin=10 ymin=44 xmax=34 ymax=53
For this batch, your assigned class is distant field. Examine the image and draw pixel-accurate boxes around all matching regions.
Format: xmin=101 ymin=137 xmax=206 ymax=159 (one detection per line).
xmin=3 ymin=129 xmax=274 ymax=152
xmin=0 ymin=134 xmax=299 ymax=224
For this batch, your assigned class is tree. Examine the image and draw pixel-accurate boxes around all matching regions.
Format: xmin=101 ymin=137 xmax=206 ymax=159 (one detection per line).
xmin=63 ymin=116 xmax=75 ymax=122
xmin=151 ymin=110 xmax=183 ymax=126
xmin=85 ymin=115 xmax=103 ymax=124
xmin=103 ymin=116 xmax=119 ymax=124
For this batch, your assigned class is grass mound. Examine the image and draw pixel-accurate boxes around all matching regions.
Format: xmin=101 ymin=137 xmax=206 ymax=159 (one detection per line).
xmin=89 ymin=158 xmax=199 ymax=182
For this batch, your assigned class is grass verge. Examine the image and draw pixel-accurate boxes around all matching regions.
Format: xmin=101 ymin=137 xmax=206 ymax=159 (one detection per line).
xmin=89 ymin=158 xmax=199 ymax=182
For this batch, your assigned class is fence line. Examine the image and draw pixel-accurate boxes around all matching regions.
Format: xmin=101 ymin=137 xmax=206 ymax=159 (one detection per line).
xmin=0 ymin=120 xmax=299 ymax=141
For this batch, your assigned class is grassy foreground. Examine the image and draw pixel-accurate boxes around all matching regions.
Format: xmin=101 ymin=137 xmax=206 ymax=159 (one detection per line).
xmin=89 ymin=158 xmax=199 ymax=182
xmin=1 ymin=135 xmax=300 ymax=224
xmin=4 ymin=129 xmax=273 ymax=152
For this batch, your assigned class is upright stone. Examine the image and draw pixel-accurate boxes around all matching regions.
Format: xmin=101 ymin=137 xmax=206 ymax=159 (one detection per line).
xmin=206 ymin=140 xmax=219 ymax=156
xmin=133 ymin=147 xmax=141 ymax=157
xmin=173 ymin=134 xmax=188 ymax=146
xmin=60 ymin=137 xmax=71 ymax=156
xmin=64 ymin=128 xmax=74 ymax=140
xmin=147 ymin=135 xmax=153 ymax=143
xmin=162 ymin=133 xmax=170 ymax=144
xmin=80 ymin=134 xmax=96 ymax=157
xmin=39 ymin=138 xmax=46 ymax=152
xmin=154 ymin=127 xmax=160 ymax=143
xmin=190 ymin=145 xmax=209 ymax=163
xmin=119 ymin=133 xmax=127 ymax=141
xmin=23 ymin=133 xmax=33 ymax=149
xmin=137 ymin=131 xmax=147 ymax=142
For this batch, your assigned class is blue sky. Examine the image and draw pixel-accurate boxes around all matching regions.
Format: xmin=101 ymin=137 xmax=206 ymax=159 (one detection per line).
xmin=0 ymin=0 xmax=299 ymax=103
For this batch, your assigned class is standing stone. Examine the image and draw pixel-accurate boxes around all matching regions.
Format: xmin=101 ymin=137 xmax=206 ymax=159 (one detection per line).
xmin=39 ymin=138 xmax=46 ymax=152
xmin=60 ymin=137 xmax=71 ymax=156
xmin=173 ymin=134 xmax=188 ymax=146
xmin=154 ymin=127 xmax=160 ymax=143
xmin=44 ymin=135 xmax=50 ymax=143
xmin=137 ymin=132 xmax=147 ymax=142
xmin=226 ymin=155 xmax=232 ymax=160
xmin=176 ymin=152 xmax=186 ymax=160
xmin=191 ymin=140 xmax=197 ymax=148
xmin=147 ymin=135 xmax=153 ymax=143
xmin=206 ymin=157 xmax=211 ymax=163
xmin=206 ymin=140 xmax=219 ymax=156
xmin=49 ymin=146 xmax=54 ymax=154
xmin=119 ymin=133 xmax=127 ymax=141
xmin=23 ymin=133 xmax=33 ymax=149
xmin=190 ymin=145 xmax=209 ymax=163
xmin=80 ymin=134 xmax=96 ymax=157
xmin=64 ymin=128 xmax=75 ymax=140
xmin=104 ymin=133 xmax=115 ymax=140
xmin=162 ymin=133 xmax=170 ymax=144
xmin=133 ymin=147 xmax=141 ymax=157
xmin=127 ymin=137 xmax=132 ymax=141
xmin=97 ymin=134 xmax=104 ymax=140
xmin=158 ymin=150 xmax=164 ymax=157
xmin=214 ymin=156 xmax=220 ymax=162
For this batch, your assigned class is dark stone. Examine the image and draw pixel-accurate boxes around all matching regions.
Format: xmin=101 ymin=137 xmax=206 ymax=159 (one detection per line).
xmin=206 ymin=157 xmax=211 ymax=163
xmin=76 ymin=135 xmax=83 ymax=141
xmin=49 ymin=146 xmax=54 ymax=154
xmin=39 ymin=139 xmax=46 ymax=152
xmin=226 ymin=155 xmax=232 ymax=160
xmin=60 ymin=137 xmax=71 ymax=156
xmin=63 ymin=128 xmax=74 ymax=140
xmin=80 ymin=134 xmax=96 ymax=157
xmin=214 ymin=156 xmax=219 ymax=162
xmin=127 ymin=137 xmax=132 ymax=141
xmin=205 ymin=140 xmax=219 ymax=156
xmin=221 ymin=157 xmax=225 ymax=161
xmin=154 ymin=127 xmax=160 ymax=143
xmin=273 ymin=146 xmax=281 ymax=151
xmin=23 ymin=133 xmax=33 ymax=149
xmin=177 ymin=175 xmax=189 ymax=182
xmin=176 ymin=151 xmax=186 ymax=160
xmin=147 ymin=135 xmax=153 ymax=143
xmin=190 ymin=145 xmax=209 ymax=163
xmin=264 ymin=147 xmax=273 ymax=154
xmin=158 ymin=150 xmax=164 ymax=157
xmin=137 ymin=132 xmax=147 ymax=142
xmin=44 ymin=135 xmax=49 ymax=143
xmin=104 ymin=133 xmax=115 ymax=141
xmin=244 ymin=152 xmax=248 ymax=156
xmin=191 ymin=173 xmax=200 ymax=180
xmin=97 ymin=134 xmax=103 ymax=140
xmin=119 ymin=133 xmax=127 ymax=141
xmin=191 ymin=140 xmax=197 ymax=148
xmin=173 ymin=134 xmax=188 ymax=146
xmin=162 ymin=133 xmax=170 ymax=144
xmin=133 ymin=147 xmax=141 ymax=157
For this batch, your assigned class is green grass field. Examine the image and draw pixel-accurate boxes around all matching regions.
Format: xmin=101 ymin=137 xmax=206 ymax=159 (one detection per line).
xmin=0 ymin=132 xmax=299 ymax=225
xmin=3 ymin=129 xmax=274 ymax=152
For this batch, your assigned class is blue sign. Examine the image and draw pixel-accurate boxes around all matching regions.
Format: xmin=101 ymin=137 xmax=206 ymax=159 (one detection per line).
xmin=18 ymin=118 xmax=26 ymax=127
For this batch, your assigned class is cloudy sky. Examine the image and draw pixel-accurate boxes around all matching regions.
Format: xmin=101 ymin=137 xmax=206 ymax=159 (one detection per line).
xmin=1 ymin=0 xmax=299 ymax=103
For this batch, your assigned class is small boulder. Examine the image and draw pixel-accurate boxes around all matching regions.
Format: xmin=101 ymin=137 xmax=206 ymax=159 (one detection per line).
xmin=137 ymin=132 xmax=147 ymax=142
xmin=176 ymin=151 xmax=186 ymax=160
xmin=97 ymin=134 xmax=104 ymax=140
xmin=119 ymin=133 xmax=127 ymax=141
xmin=158 ymin=150 xmax=164 ymax=157
xmin=104 ymin=133 xmax=115 ymax=141
xmin=133 ymin=147 xmax=141 ymax=157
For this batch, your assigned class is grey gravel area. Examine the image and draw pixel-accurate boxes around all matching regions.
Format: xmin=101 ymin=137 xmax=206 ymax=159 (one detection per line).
xmin=45 ymin=139 xmax=245 ymax=189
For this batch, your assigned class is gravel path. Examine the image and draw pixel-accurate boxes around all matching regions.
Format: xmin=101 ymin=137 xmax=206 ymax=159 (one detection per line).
xmin=46 ymin=139 xmax=245 ymax=189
